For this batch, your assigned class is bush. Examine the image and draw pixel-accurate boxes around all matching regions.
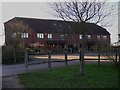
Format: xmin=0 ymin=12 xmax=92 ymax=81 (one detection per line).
xmin=2 ymin=46 xmax=25 ymax=65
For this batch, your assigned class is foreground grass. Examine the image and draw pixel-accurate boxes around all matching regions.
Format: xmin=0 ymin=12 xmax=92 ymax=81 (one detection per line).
xmin=18 ymin=64 xmax=118 ymax=88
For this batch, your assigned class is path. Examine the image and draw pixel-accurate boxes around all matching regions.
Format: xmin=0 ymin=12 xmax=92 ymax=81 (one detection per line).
xmin=2 ymin=60 xmax=111 ymax=77
xmin=2 ymin=75 xmax=24 ymax=88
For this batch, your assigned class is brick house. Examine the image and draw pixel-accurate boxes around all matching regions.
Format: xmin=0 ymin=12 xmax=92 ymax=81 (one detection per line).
xmin=4 ymin=17 xmax=110 ymax=52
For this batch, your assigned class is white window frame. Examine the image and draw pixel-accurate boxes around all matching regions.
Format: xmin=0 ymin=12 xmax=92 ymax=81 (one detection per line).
xmin=21 ymin=33 xmax=28 ymax=38
xmin=60 ymin=34 xmax=65 ymax=39
xmin=87 ymin=35 xmax=91 ymax=39
xmin=79 ymin=35 xmax=82 ymax=39
xmin=37 ymin=33 xmax=44 ymax=38
xmin=48 ymin=34 xmax=52 ymax=39
xmin=12 ymin=33 xmax=17 ymax=37
xmin=97 ymin=35 xmax=100 ymax=39
xmin=103 ymin=35 xmax=107 ymax=39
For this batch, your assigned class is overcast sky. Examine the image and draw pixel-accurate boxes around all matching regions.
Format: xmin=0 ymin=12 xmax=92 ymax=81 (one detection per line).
xmin=1 ymin=1 xmax=119 ymax=45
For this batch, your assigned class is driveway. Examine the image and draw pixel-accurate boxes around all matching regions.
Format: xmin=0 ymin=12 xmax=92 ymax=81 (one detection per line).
xmin=2 ymin=59 xmax=112 ymax=77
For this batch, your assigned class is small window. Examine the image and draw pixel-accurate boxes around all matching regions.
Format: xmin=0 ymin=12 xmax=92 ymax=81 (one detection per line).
xmin=21 ymin=33 xmax=28 ymax=38
xmin=37 ymin=33 xmax=44 ymax=38
xmin=60 ymin=34 xmax=64 ymax=39
xmin=79 ymin=35 xmax=82 ymax=39
xmin=87 ymin=35 xmax=91 ymax=39
xmin=97 ymin=35 xmax=100 ymax=39
xmin=48 ymin=34 xmax=52 ymax=39
xmin=53 ymin=23 xmax=56 ymax=26
xmin=60 ymin=24 xmax=62 ymax=27
xmin=68 ymin=26 xmax=71 ymax=29
xmin=12 ymin=33 xmax=17 ymax=37
xmin=103 ymin=35 xmax=107 ymax=39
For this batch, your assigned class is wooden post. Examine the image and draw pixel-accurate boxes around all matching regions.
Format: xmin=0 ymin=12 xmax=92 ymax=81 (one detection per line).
xmin=118 ymin=47 xmax=120 ymax=67
xmin=98 ymin=48 xmax=100 ymax=65
xmin=115 ymin=49 xmax=117 ymax=63
xmin=48 ymin=49 xmax=51 ymax=70
xmin=65 ymin=49 xmax=68 ymax=67
xmin=25 ymin=49 xmax=28 ymax=72
xmin=79 ymin=49 xmax=81 ymax=61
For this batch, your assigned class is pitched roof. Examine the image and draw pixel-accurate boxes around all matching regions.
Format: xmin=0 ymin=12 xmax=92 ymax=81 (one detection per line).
xmin=5 ymin=17 xmax=110 ymax=35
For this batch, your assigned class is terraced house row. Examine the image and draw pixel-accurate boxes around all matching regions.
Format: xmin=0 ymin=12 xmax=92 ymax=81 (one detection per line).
xmin=4 ymin=17 xmax=110 ymax=52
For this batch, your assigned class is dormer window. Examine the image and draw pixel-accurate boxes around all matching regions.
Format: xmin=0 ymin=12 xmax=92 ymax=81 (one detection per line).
xmin=37 ymin=33 xmax=44 ymax=38
xmin=21 ymin=33 xmax=28 ymax=38
xmin=103 ymin=35 xmax=107 ymax=39
xmin=97 ymin=35 xmax=100 ymax=39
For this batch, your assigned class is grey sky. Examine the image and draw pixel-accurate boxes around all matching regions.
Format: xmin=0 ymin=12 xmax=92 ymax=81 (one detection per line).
xmin=1 ymin=2 xmax=119 ymax=45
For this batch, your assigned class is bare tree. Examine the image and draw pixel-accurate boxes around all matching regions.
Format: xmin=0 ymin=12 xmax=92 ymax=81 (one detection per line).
xmin=5 ymin=19 xmax=32 ymax=63
xmin=50 ymin=0 xmax=114 ymax=75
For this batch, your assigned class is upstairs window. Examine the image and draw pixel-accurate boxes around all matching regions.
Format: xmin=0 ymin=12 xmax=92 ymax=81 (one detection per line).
xmin=97 ymin=35 xmax=100 ymax=39
xmin=79 ymin=35 xmax=82 ymax=39
xmin=21 ymin=33 xmax=28 ymax=38
xmin=60 ymin=34 xmax=65 ymax=39
xmin=53 ymin=23 xmax=56 ymax=26
xmin=103 ymin=35 xmax=107 ymax=39
xmin=87 ymin=35 xmax=91 ymax=39
xmin=60 ymin=24 xmax=62 ymax=27
xmin=48 ymin=34 xmax=52 ymax=39
xmin=37 ymin=33 xmax=44 ymax=38
xmin=12 ymin=33 xmax=17 ymax=37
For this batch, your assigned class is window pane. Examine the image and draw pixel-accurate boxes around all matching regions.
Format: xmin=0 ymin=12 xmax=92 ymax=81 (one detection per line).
xmin=48 ymin=34 xmax=52 ymax=38
xmin=21 ymin=33 xmax=24 ymax=38
xmin=26 ymin=33 xmax=28 ymax=38
xmin=21 ymin=33 xmax=28 ymax=38
xmin=79 ymin=35 xmax=82 ymax=39
xmin=103 ymin=35 xmax=107 ymax=39
xmin=37 ymin=33 xmax=39 ymax=38
xmin=60 ymin=34 xmax=64 ymax=39
xmin=12 ymin=33 xmax=16 ymax=37
xmin=88 ymin=35 xmax=91 ymax=39
xmin=97 ymin=35 xmax=100 ymax=39
xmin=37 ymin=33 xmax=44 ymax=38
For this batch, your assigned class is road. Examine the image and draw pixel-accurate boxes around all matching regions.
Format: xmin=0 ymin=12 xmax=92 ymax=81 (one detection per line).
xmin=2 ymin=60 xmax=112 ymax=77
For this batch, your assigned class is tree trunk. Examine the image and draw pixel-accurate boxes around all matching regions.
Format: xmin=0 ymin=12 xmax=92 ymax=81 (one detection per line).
xmin=65 ymin=50 xmax=68 ymax=67
xmin=79 ymin=44 xmax=84 ymax=75
xmin=25 ymin=49 xmax=28 ymax=72
xmin=79 ymin=22 xmax=85 ymax=75
xmin=98 ymin=49 xmax=100 ymax=65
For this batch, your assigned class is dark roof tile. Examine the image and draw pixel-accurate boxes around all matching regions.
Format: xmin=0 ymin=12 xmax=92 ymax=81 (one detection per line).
xmin=5 ymin=17 xmax=110 ymax=35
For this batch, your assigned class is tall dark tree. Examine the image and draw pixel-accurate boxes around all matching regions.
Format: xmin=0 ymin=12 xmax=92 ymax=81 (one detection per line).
xmin=50 ymin=0 xmax=114 ymax=75
xmin=5 ymin=19 xmax=32 ymax=63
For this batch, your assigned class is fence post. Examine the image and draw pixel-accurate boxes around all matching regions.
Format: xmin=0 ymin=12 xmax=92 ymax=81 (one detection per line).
xmin=65 ymin=49 xmax=68 ymax=67
xmin=115 ymin=49 xmax=118 ymax=63
xmin=25 ymin=49 xmax=28 ymax=72
xmin=48 ymin=50 xmax=51 ymax=70
xmin=98 ymin=49 xmax=100 ymax=65
xmin=79 ymin=49 xmax=81 ymax=61
xmin=118 ymin=47 xmax=120 ymax=67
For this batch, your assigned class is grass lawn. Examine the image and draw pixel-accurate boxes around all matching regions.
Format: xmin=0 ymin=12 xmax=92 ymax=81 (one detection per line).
xmin=18 ymin=64 xmax=118 ymax=88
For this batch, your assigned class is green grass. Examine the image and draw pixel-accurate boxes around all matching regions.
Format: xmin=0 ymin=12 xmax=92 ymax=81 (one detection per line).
xmin=18 ymin=64 xmax=118 ymax=88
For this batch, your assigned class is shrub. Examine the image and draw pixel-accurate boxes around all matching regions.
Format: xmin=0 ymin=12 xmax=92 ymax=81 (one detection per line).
xmin=2 ymin=46 xmax=25 ymax=65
